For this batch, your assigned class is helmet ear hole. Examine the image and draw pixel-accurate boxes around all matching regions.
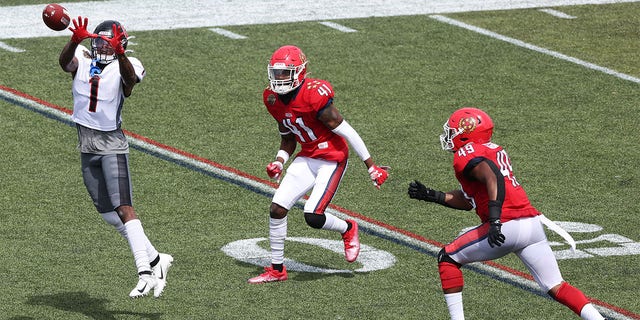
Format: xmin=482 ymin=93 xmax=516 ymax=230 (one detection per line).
xmin=441 ymin=107 xmax=494 ymax=152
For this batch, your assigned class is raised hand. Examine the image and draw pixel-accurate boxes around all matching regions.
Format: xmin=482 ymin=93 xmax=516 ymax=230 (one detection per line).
xmin=69 ymin=16 xmax=97 ymax=44
xmin=101 ymin=23 xmax=128 ymax=55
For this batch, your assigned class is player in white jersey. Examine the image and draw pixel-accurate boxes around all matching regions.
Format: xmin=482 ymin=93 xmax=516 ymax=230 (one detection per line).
xmin=59 ymin=17 xmax=173 ymax=298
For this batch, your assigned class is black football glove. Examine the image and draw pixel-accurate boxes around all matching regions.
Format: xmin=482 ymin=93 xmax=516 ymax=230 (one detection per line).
xmin=487 ymin=220 xmax=505 ymax=248
xmin=408 ymin=180 xmax=446 ymax=204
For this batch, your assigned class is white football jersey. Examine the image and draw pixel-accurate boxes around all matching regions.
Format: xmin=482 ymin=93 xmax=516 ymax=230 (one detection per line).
xmin=71 ymin=45 xmax=145 ymax=131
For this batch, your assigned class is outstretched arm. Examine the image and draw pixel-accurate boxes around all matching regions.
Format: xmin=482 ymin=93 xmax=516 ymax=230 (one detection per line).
xmin=60 ymin=16 xmax=96 ymax=74
xmin=320 ymin=103 xmax=388 ymax=188
xmin=407 ymin=180 xmax=473 ymax=210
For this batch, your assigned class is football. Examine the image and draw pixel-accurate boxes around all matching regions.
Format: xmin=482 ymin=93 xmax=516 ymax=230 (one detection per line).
xmin=42 ymin=3 xmax=70 ymax=31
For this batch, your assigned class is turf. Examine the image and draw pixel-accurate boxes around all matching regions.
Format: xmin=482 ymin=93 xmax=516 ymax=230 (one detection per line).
xmin=0 ymin=2 xmax=639 ymax=319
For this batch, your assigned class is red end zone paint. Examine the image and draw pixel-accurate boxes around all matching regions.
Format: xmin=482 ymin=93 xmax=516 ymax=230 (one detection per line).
xmin=2 ymin=84 xmax=638 ymax=320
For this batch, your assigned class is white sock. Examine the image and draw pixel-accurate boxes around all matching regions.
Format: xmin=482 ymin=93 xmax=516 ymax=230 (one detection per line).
xmin=580 ymin=304 xmax=605 ymax=320
xmin=124 ymin=219 xmax=152 ymax=274
xmin=269 ymin=216 xmax=287 ymax=265
xmin=321 ymin=212 xmax=348 ymax=233
xmin=146 ymin=241 xmax=159 ymax=264
xmin=444 ymin=292 xmax=465 ymax=320
xmin=100 ymin=211 xmax=128 ymax=239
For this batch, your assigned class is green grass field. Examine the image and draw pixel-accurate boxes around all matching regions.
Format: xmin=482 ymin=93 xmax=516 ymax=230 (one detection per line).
xmin=1 ymin=1 xmax=639 ymax=319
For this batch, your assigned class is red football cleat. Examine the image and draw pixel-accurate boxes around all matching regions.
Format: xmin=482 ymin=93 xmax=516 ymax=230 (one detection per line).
xmin=248 ymin=265 xmax=288 ymax=284
xmin=342 ymin=219 xmax=360 ymax=262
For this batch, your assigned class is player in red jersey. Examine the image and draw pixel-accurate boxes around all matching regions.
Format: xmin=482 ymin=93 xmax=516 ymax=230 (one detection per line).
xmin=408 ymin=108 xmax=605 ymax=319
xmin=248 ymin=45 xmax=389 ymax=284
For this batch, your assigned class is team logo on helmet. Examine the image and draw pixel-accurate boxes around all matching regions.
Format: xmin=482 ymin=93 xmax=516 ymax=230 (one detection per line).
xmin=458 ymin=117 xmax=477 ymax=133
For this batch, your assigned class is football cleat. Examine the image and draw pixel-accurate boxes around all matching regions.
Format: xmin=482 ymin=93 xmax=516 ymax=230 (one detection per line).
xmin=248 ymin=265 xmax=288 ymax=284
xmin=342 ymin=219 xmax=360 ymax=262
xmin=129 ymin=274 xmax=157 ymax=298
xmin=152 ymin=253 xmax=174 ymax=298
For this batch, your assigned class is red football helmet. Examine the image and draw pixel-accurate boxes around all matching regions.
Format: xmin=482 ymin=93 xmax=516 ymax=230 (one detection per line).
xmin=268 ymin=45 xmax=307 ymax=94
xmin=439 ymin=107 xmax=494 ymax=152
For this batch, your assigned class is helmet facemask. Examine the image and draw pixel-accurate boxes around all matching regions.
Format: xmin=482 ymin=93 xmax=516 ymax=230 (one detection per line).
xmin=91 ymin=20 xmax=128 ymax=65
xmin=440 ymin=107 xmax=494 ymax=152
xmin=268 ymin=62 xmax=306 ymax=94
xmin=440 ymin=122 xmax=463 ymax=152
xmin=91 ymin=36 xmax=116 ymax=64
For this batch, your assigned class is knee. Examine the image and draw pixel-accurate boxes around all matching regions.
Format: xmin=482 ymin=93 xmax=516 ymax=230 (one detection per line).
xmin=437 ymin=248 xmax=460 ymax=266
xmin=270 ymin=203 xmax=288 ymax=219
xmin=437 ymin=248 xmax=464 ymax=292
xmin=304 ymin=212 xmax=326 ymax=229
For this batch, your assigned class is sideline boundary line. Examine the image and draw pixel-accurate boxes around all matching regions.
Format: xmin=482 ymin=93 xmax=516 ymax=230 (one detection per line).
xmin=1 ymin=85 xmax=637 ymax=320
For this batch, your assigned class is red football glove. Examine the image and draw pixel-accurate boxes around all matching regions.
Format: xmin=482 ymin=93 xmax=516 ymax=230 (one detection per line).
xmin=69 ymin=16 xmax=97 ymax=44
xmin=368 ymin=165 xmax=390 ymax=189
xmin=101 ymin=23 xmax=127 ymax=55
xmin=266 ymin=161 xmax=284 ymax=182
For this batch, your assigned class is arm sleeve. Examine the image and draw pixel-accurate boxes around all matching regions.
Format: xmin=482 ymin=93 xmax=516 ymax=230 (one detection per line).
xmin=331 ymin=120 xmax=371 ymax=161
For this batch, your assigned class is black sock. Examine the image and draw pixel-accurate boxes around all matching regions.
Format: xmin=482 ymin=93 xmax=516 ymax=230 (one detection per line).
xmin=272 ymin=263 xmax=283 ymax=272
xmin=345 ymin=221 xmax=353 ymax=232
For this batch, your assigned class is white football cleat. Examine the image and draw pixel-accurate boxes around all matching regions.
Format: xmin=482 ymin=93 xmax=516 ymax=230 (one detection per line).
xmin=152 ymin=253 xmax=174 ymax=298
xmin=129 ymin=274 xmax=157 ymax=298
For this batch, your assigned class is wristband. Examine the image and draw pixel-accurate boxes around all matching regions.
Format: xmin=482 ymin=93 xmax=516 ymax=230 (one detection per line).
xmin=276 ymin=150 xmax=290 ymax=164
xmin=488 ymin=200 xmax=502 ymax=222
xmin=434 ymin=190 xmax=447 ymax=206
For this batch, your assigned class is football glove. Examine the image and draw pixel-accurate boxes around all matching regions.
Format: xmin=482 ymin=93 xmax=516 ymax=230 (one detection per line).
xmin=266 ymin=161 xmax=284 ymax=182
xmin=408 ymin=180 xmax=446 ymax=204
xmin=101 ymin=23 xmax=127 ymax=55
xmin=487 ymin=219 xmax=505 ymax=248
xmin=69 ymin=16 xmax=97 ymax=44
xmin=368 ymin=165 xmax=389 ymax=189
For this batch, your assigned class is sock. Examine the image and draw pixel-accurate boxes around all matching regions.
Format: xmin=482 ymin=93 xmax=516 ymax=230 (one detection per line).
xmin=580 ymin=304 xmax=606 ymax=320
xmin=444 ymin=292 xmax=465 ymax=320
xmin=321 ymin=212 xmax=348 ymax=233
xmin=269 ymin=216 xmax=287 ymax=265
xmin=100 ymin=211 xmax=128 ymax=239
xmin=145 ymin=241 xmax=159 ymax=265
xmin=124 ymin=219 xmax=152 ymax=274
xmin=554 ymin=282 xmax=590 ymax=316
xmin=272 ymin=263 xmax=284 ymax=272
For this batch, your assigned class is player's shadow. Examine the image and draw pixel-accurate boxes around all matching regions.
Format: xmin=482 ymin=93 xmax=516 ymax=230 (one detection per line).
xmin=25 ymin=291 xmax=162 ymax=320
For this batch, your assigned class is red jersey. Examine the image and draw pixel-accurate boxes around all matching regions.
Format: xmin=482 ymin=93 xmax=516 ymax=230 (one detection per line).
xmin=452 ymin=142 xmax=540 ymax=223
xmin=263 ymin=78 xmax=349 ymax=162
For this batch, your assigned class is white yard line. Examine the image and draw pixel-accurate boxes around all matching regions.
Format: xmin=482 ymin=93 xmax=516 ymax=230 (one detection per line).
xmin=0 ymin=41 xmax=25 ymax=52
xmin=319 ymin=21 xmax=357 ymax=33
xmin=430 ymin=14 xmax=640 ymax=84
xmin=539 ymin=8 xmax=577 ymax=18
xmin=209 ymin=28 xmax=247 ymax=39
